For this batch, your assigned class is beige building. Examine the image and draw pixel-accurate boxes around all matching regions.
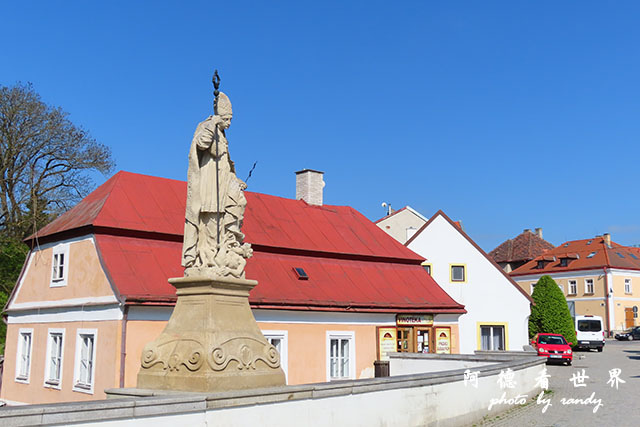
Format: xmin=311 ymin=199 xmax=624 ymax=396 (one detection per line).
xmin=375 ymin=206 xmax=429 ymax=244
xmin=510 ymin=233 xmax=640 ymax=334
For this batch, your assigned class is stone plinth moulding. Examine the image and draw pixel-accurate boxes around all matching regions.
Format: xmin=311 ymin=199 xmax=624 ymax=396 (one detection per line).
xmin=136 ymin=276 xmax=286 ymax=392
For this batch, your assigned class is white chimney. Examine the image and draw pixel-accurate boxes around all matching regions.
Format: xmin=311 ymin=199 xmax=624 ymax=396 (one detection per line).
xmin=603 ymin=233 xmax=611 ymax=247
xmin=535 ymin=228 xmax=543 ymax=239
xmin=296 ymin=169 xmax=325 ymax=206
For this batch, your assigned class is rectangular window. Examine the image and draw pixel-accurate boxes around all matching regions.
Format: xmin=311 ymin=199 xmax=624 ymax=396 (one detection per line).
xmin=15 ymin=329 xmax=33 ymax=382
xmin=421 ymin=262 xmax=432 ymax=276
xmin=50 ymin=243 xmax=69 ymax=287
xmin=625 ymin=279 xmax=632 ymax=294
xmin=557 ymin=283 xmax=564 ymax=293
xmin=326 ymin=331 xmax=355 ymax=381
xmin=568 ymin=280 xmax=577 ymax=295
xmin=74 ymin=330 xmax=97 ymax=393
xmin=262 ymin=330 xmax=288 ymax=383
xmin=45 ymin=329 xmax=65 ymax=387
xmin=450 ymin=265 xmax=466 ymax=282
xmin=585 ymin=279 xmax=594 ymax=294
xmin=530 ymin=283 xmax=536 ymax=294
xmin=480 ymin=325 xmax=505 ymax=351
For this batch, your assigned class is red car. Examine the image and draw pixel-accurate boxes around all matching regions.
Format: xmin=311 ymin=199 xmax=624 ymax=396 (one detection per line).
xmin=530 ymin=333 xmax=573 ymax=365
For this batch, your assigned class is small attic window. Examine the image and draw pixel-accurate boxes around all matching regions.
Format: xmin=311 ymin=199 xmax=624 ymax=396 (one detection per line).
xmin=587 ymin=252 xmax=596 ymax=258
xmin=536 ymin=260 xmax=546 ymax=269
xmin=560 ymin=258 xmax=569 ymax=267
xmin=563 ymin=243 xmax=570 ymax=248
xmin=587 ymin=240 xmax=593 ymax=245
xmin=293 ymin=267 xmax=309 ymax=280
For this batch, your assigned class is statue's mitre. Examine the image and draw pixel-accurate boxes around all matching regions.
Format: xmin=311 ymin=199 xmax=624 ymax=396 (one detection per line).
xmin=215 ymin=92 xmax=232 ymax=116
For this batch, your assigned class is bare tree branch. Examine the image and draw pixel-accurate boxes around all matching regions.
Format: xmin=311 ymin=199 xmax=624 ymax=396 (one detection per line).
xmin=0 ymin=82 xmax=115 ymax=239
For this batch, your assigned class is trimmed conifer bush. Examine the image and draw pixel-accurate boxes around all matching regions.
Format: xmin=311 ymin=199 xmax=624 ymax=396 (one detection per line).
xmin=529 ymin=275 xmax=577 ymax=345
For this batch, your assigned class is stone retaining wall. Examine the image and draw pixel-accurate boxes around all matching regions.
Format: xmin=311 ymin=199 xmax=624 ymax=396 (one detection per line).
xmin=0 ymin=353 xmax=545 ymax=427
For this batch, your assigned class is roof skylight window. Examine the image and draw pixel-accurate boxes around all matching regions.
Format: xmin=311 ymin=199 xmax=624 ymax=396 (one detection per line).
xmin=293 ymin=267 xmax=309 ymax=280
xmin=630 ymin=253 xmax=639 ymax=260
xmin=616 ymin=252 xmax=625 ymax=259
xmin=587 ymin=240 xmax=592 ymax=245
xmin=587 ymin=252 xmax=596 ymax=258
xmin=563 ymin=243 xmax=570 ymax=247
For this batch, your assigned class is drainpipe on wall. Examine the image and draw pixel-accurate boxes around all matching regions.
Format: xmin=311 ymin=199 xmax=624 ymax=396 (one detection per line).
xmin=603 ymin=268 xmax=611 ymax=337
xmin=119 ymin=303 xmax=129 ymax=388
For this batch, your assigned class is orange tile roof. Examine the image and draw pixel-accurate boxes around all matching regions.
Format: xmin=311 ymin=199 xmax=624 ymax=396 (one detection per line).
xmin=510 ymin=236 xmax=640 ymax=276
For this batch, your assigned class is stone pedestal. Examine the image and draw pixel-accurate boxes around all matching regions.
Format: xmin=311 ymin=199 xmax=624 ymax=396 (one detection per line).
xmin=136 ymin=276 xmax=286 ymax=392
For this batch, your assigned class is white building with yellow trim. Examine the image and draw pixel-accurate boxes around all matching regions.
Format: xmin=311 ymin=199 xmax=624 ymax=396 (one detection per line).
xmin=378 ymin=210 xmax=532 ymax=354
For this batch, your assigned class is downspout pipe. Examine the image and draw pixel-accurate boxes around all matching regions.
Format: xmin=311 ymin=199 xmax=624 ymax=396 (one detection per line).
xmin=603 ymin=267 xmax=611 ymax=337
xmin=119 ymin=302 xmax=129 ymax=388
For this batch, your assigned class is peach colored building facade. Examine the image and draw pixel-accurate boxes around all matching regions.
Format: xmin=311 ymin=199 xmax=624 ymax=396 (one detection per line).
xmin=3 ymin=234 xmax=461 ymax=404
xmin=2 ymin=171 xmax=464 ymax=405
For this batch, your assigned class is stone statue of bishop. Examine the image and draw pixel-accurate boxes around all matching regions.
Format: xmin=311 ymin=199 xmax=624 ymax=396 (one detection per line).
xmin=182 ymin=91 xmax=252 ymax=278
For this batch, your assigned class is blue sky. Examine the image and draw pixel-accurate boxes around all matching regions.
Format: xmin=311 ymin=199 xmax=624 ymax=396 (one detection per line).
xmin=3 ymin=1 xmax=640 ymax=251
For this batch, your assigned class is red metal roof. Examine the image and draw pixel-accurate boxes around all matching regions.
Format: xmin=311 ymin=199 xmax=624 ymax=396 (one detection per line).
xmin=511 ymin=237 xmax=640 ymax=276
xmin=37 ymin=171 xmax=463 ymax=313
xmin=34 ymin=171 xmax=420 ymax=262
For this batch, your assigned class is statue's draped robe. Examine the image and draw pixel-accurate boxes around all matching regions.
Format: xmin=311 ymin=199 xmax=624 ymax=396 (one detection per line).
xmin=183 ymin=116 xmax=234 ymax=268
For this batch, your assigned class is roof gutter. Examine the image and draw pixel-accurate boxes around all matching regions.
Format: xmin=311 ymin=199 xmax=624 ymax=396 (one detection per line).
xmin=121 ymin=298 xmax=466 ymax=314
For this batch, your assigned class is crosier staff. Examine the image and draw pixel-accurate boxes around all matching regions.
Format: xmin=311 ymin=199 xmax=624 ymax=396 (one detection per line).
xmin=212 ymin=70 xmax=221 ymax=247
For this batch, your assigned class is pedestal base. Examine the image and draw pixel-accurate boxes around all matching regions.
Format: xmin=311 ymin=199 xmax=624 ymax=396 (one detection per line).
xmin=136 ymin=275 xmax=286 ymax=392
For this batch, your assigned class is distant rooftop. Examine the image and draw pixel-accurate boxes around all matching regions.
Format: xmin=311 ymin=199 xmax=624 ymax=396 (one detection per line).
xmin=489 ymin=229 xmax=555 ymax=264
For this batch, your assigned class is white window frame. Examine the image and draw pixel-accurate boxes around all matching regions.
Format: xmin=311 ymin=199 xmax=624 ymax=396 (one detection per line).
xmin=326 ymin=331 xmax=355 ymax=381
xmin=568 ymin=280 xmax=577 ymax=295
xmin=625 ymin=278 xmax=632 ymax=294
xmin=44 ymin=328 xmax=65 ymax=389
xmin=585 ymin=278 xmax=594 ymax=294
xmin=15 ymin=328 xmax=33 ymax=383
xmin=480 ymin=325 xmax=505 ymax=351
xmin=450 ymin=264 xmax=466 ymax=283
xmin=50 ymin=243 xmax=70 ymax=287
xmin=73 ymin=329 xmax=97 ymax=394
xmin=530 ymin=283 xmax=536 ymax=294
xmin=557 ymin=283 xmax=564 ymax=293
xmin=262 ymin=330 xmax=288 ymax=384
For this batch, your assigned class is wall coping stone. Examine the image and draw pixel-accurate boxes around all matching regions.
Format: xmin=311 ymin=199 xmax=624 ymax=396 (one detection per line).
xmin=0 ymin=354 xmax=545 ymax=426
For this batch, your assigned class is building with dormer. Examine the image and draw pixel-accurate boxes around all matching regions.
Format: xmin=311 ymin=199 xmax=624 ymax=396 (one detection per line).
xmin=1 ymin=170 xmax=465 ymax=404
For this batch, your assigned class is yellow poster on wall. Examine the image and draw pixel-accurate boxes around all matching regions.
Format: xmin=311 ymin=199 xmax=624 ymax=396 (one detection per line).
xmin=377 ymin=327 xmax=397 ymax=360
xmin=435 ymin=327 xmax=451 ymax=354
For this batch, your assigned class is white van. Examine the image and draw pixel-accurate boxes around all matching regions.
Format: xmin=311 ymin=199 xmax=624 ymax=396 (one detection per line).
xmin=575 ymin=315 xmax=605 ymax=351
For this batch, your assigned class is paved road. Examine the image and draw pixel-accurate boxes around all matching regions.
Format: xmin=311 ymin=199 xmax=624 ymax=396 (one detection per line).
xmin=474 ymin=339 xmax=640 ymax=426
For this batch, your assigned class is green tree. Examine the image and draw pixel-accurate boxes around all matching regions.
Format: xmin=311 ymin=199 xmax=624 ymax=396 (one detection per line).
xmin=529 ymin=275 xmax=577 ymax=345
xmin=0 ymin=237 xmax=28 ymax=353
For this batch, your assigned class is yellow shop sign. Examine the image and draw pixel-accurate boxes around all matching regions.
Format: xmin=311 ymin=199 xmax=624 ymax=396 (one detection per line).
xmin=396 ymin=314 xmax=434 ymax=325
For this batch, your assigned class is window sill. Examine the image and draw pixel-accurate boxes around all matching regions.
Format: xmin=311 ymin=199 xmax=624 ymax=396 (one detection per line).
xmin=567 ymin=293 xmax=577 ymax=296
xmin=583 ymin=293 xmax=594 ymax=296
xmin=73 ymin=383 xmax=94 ymax=394
xmin=44 ymin=380 xmax=61 ymax=390
xmin=15 ymin=377 xmax=29 ymax=384
xmin=49 ymin=280 xmax=67 ymax=288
